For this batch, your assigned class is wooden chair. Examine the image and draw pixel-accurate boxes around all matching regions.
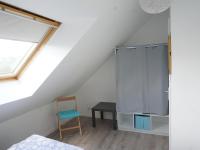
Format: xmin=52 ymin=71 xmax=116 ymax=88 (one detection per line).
xmin=56 ymin=96 xmax=82 ymax=139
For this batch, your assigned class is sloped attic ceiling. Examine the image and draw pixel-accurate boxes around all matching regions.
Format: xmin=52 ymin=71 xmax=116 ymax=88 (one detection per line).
xmin=0 ymin=0 xmax=151 ymax=123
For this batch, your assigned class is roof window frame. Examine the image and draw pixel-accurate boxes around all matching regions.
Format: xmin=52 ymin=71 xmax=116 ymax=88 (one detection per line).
xmin=0 ymin=2 xmax=61 ymax=80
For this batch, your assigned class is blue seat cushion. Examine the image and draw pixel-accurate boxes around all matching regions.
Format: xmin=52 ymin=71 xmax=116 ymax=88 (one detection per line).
xmin=58 ymin=109 xmax=80 ymax=120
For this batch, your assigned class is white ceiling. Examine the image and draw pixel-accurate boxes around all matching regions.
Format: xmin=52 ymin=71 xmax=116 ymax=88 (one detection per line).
xmin=0 ymin=0 xmax=151 ymax=123
xmin=1 ymin=0 xmax=129 ymax=20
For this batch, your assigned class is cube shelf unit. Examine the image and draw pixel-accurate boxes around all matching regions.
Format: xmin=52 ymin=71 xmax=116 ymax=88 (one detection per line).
xmin=117 ymin=112 xmax=169 ymax=136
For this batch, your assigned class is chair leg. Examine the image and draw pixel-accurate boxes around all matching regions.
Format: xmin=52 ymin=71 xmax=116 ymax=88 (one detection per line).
xmin=77 ymin=117 xmax=82 ymax=136
xmin=58 ymin=120 xmax=62 ymax=140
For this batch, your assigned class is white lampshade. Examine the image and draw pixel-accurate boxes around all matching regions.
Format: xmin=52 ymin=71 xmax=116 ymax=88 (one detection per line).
xmin=139 ymin=0 xmax=170 ymax=14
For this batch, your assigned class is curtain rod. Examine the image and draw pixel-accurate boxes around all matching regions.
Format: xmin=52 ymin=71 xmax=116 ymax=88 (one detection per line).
xmin=116 ymin=43 xmax=167 ymax=50
xmin=115 ymin=43 xmax=167 ymax=54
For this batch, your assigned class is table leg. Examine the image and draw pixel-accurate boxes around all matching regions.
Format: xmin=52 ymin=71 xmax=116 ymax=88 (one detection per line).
xmin=100 ymin=111 xmax=104 ymax=120
xmin=112 ymin=111 xmax=117 ymax=130
xmin=92 ymin=109 xmax=96 ymax=127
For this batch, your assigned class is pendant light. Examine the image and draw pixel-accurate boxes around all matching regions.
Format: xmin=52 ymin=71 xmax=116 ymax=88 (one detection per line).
xmin=139 ymin=0 xmax=170 ymax=14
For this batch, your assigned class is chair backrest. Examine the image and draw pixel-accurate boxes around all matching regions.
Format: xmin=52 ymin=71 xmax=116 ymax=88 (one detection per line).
xmin=55 ymin=96 xmax=77 ymax=113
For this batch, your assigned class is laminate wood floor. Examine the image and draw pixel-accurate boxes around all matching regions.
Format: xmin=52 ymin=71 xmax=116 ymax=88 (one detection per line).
xmin=49 ymin=117 xmax=169 ymax=150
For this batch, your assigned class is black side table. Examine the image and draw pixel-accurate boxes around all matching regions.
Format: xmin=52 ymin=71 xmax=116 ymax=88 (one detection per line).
xmin=91 ymin=102 xmax=117 ymax=130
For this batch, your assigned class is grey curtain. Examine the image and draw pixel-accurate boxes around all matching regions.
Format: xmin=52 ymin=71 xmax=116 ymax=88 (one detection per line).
xmin=116 ymin=44 xmax=169 ymax=115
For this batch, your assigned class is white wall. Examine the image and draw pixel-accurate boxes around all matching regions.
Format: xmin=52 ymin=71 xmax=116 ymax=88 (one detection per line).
xmin=171 ymin=1 xmax=200 ymax=150
xmin=75 ymin=54 xmax=116 ymax=119
xmin=0 ymin=55 xmax=116 ymax=149
xmin=0 ymin=3 xmax=168 ymax=149
xmin=0 ymin=1 xmax=150 ymax=149
xmin=0 ymin=103 xmax=56 ymax=150
xmin=75 ymin=11 xmax=169 ymax=119
xmin=126 ymin=10 xmax=169 ymax=45
xmin=0 ymin=0 xmax=150 ymax=123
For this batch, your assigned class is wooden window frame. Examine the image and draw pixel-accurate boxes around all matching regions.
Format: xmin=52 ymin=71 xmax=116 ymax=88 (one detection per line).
xmin=168 ymin=35 xmax=171 ymax=74
xmin=0 ymin=2 xmax=61 ymax=81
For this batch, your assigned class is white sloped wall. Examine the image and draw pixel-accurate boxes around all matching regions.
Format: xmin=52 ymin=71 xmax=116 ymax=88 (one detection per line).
xmin=74 ymin=10 xmax=169 ymax=119
xmin=126 ymin=10 xmax=169 ymax=45
xmin=0 ymin=0 xmax=150 ymax=149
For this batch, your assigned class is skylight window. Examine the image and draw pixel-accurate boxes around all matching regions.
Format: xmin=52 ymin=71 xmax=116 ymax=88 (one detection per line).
xmin=0 ymin=39 xmax=37 ymax=77
xmin=0 ymin=2 xmax=61 ymax=80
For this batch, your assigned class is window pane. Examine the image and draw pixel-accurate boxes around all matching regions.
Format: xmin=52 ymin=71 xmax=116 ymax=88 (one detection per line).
xmin=0 ymin=11 xmax=50 ymax=43
xmin=0 ymin=39 xmax=37 ymax=76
